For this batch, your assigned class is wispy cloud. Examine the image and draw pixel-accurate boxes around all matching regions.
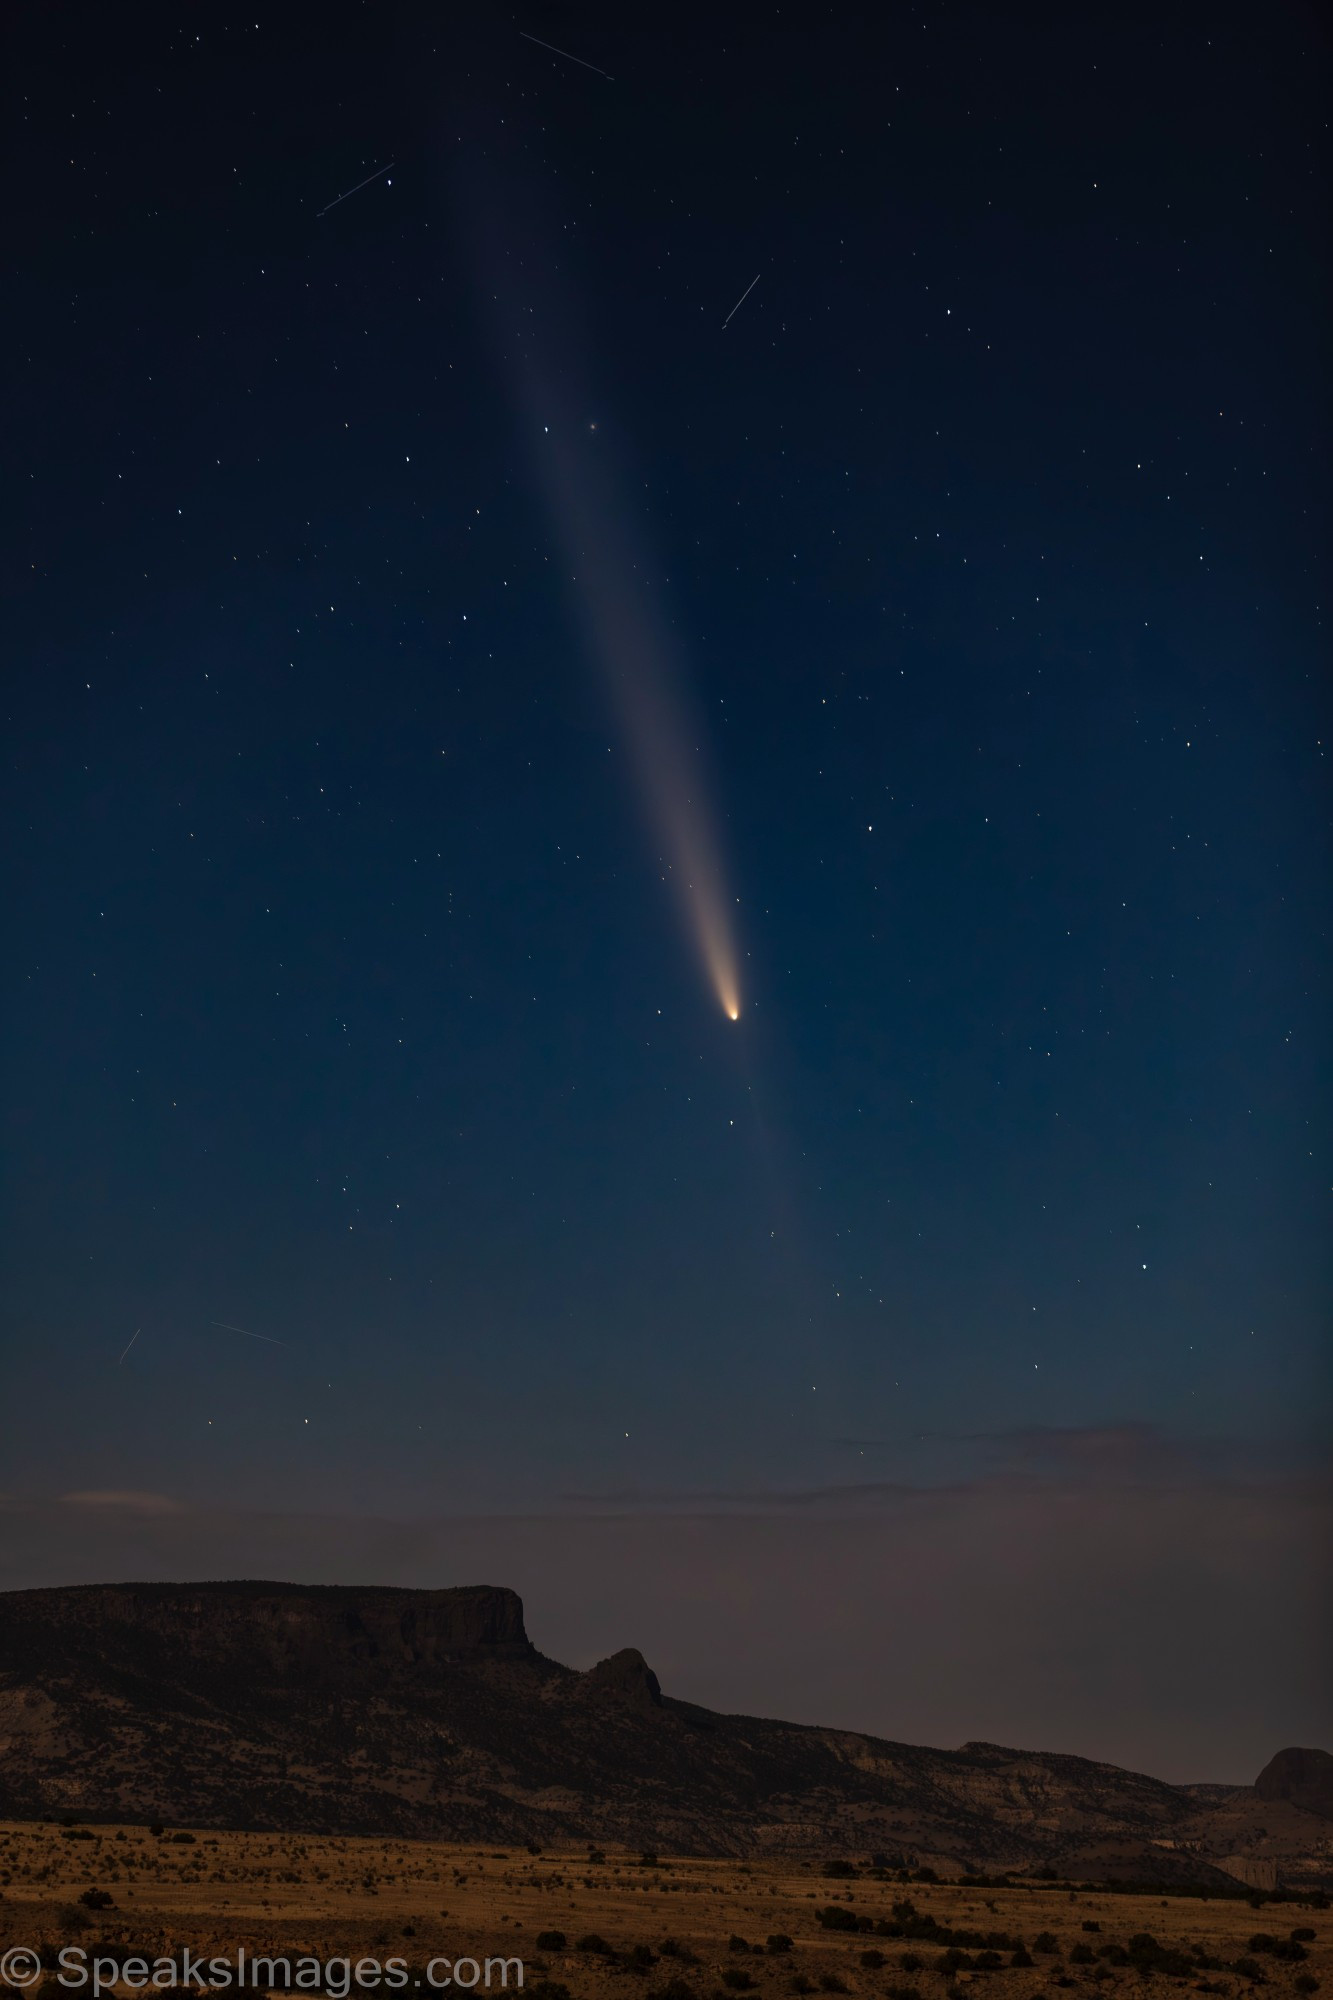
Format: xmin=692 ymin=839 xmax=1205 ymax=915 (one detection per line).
xmin=58 ymin=1489 xmax=186 ymax=1516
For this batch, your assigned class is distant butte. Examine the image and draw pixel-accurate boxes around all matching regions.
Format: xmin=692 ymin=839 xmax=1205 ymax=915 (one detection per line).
xmin=0 ymin=1580 xmax=1326 ymax=1888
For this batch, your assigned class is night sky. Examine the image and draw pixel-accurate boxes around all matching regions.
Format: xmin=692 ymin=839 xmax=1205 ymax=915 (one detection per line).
xmin=3 ymin=2 xmax=1329 ymax=1780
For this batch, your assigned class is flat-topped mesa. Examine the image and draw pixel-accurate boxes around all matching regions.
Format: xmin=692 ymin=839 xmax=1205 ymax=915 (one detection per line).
xmin=0 ymin=1580 xmax=534 ymax=1677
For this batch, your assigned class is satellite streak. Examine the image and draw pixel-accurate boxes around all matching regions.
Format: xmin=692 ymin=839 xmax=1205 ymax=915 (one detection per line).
xmin=117 ymin=1328 xmax=140 ymax=1365
xmin=317 ymin=163 xmax=394 ymax=219
xmin=518 ymin=31 xmax=613 ymax=80
xmin=209 ymin=1320 xmax=288 ymax=1346
xmin=723 ymin=274 xmax=760 ymax=327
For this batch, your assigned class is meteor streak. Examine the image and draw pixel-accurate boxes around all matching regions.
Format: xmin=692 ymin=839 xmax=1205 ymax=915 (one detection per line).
xmin=722 ymin=273 xmax=760 ymax=327
xmin=316 ymin=163 xmax=394 ymax=218
xmin=517 ymin=30 xmax=614 ymax=80
xmin=209 ymin=1320 xmax=289 ymax=1346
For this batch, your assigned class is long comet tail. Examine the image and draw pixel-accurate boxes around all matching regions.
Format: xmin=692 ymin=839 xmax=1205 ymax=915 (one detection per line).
xmin=117 ymin=1328 xmax=140 ymax=1364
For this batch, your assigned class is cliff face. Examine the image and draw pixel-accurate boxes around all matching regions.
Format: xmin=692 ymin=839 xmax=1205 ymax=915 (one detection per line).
xmin=0 ymin=1580 xmax=1327 ymax=1890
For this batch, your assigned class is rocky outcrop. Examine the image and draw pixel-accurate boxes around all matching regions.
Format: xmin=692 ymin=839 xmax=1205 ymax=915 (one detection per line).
xmin=582 ymin=1647 xmax=663 ymax=1712
xmin=1255 ymin=1747 xmax=1333 ymax=1818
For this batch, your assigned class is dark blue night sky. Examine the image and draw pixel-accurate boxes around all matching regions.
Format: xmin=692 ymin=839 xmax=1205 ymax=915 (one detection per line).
xmin=2 ymin=1 xmax=1328 ymax=1778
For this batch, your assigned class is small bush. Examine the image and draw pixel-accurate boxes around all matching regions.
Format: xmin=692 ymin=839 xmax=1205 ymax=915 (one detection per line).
xmin=647 ymin=1982 xmax=697 ymax=2000
xmin=1033 ymin=1933 xmax=1060 ymax=1955
xmin=576 ymin=1935 xmax=614 ymax=1956
xmin=767 ymin=1938 xmax=793 ymax=1956
xmin=859 ymin=1952 xmax=885 ymax=1970
xmin=827 ymin=1861 xmax=858 ymax=1879
xmin=1233 ymin=1959 xmax=1265 ymax=1983
xmin=729 ymin=1938 xmax=752 ymax=1955
xmin=788 ymin=1981 xmax=814 ymax=1997
xmin=1070 ymin=1945 xmax=1095 ymax=1965
xmin=631 ymin=1947 xmax=658 ymax=1971
xmin=818 ymin=1979 xmax=848 ymax=1996
xmin=819 ymin=1909 xmax=860 ymax=1933
xmin=1009 ymin=1950 xmax=1033 ymax=1970
xmin=77 ymin=1889 xmax=114 ymax=1910
xmin=536 ymin=1934 xmax=566 ymax=1953
xmin=885 ymin=1988 xmax=920 ymax=2000
xmin=721 ymin=1972 xmax=754 ymax=1993
xmin=1081 ymin=1922 xmax=1101 ymax=1934
xmin=1292 ymin=1977 xmax=1318 ymax=1997
xmin=526 ymin=1985 xmax=572 ymax=2000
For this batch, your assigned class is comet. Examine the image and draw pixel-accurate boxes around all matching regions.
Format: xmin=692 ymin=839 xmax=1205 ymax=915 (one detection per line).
xmin=459 ymin=160 xmax=744 ymax=1022
xmin=537 ymin=420 xmax=743 ymax=1020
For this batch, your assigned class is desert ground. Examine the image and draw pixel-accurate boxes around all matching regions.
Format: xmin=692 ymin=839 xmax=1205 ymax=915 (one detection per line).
xmin=0 ymin=1826 xmax=1324 ymax=2000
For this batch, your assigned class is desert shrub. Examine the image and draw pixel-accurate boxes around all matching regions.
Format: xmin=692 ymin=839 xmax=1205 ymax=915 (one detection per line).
xmin=1032 ymin=1933 xmax=1060 ymax=1955
xmin=819 ymin=1909 xmax=860 ymax=1933
xmin=77 ymin=1889 xmax=114 ymax=1910
xmin=1249 ymin=1936 xmax=1308 ymax=1962
xmin=766 ymin=1937 xmax=793 ymax=1955
xmin=721 ymin=1972 xmax=754 ymax=1992
xmin=61 ymin=1829 xmax=95 ymax=1841
xmin=827 ymin=1861 xmax=857 ymax=1879
xmin=647 ymin=1983 xmax=697 ymax=2000
xmin=885 ymin=1987 xmax=920 ymax=2000
xmin=729 ymin=1938 xmax=752 ymax=1954
xmin=859 ymin=1951 xmax=885 ymax=1970
xmin=898 ymin=1954 xmax=923 ymax=1973
xmin=1292 ymin=1930 xmax=1316 ymax=1943
xmin=1233 ymin=1959 xmax=1265 ymax=1983
xmin=789 ymin=1980 xmax=814 ymax=1997
xmin=1081 ymin=1922 xmax=1101 ymax=1934
xmin=170 ymin=1832 xmax=196 ymax=1844
xmin=974 ymin=1952 xmax=1003 ymax=1970
xmin=915 ymin=1869 xmax=939 ymax=1885
xmin=1070 ymin=1945 xmax=1095 ymax=1965
xmin=630 ymin=1947 xmax=658 ymax=1971
xmin=819 ymin=1979 xmax=848 ymax=1995
xmin=1125 ymin=1936 xmax=1193 ymax=1978
xmin=1009 ymin=1949 xmax=1033 ymax=1970
xmin=526 ymin=1984 xmax=572 ymax=2000
xmin=1293 ymin=1977 xmax=1318 ymax=1997
xmin=641 ymin=1852 xmax=660 ymax=1867
xmin=576 ymin=1935 xmax=614 ymax=1956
